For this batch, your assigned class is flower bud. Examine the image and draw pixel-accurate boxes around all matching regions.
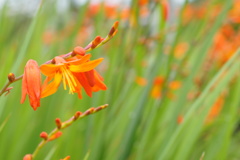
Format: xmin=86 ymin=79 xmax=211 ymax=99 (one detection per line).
xmin=84 ymin=107 xmax=95 ymax=115
xmin=72 ymin=47 xmax=86 ymax=56
xmin=73 ymin=111 xmax=82 ymax=120
xmin=8 ymin=73 xmax=15 ymax=82
xmin=40 ymin=132 xmax=48 ymax=140
xmin=55 ymin=118 xmax=62 ymax=129
xmin=91 ymin=36 xmax=102 ymax=49
xmin=109 ymin=21 xmax=119 ymax=36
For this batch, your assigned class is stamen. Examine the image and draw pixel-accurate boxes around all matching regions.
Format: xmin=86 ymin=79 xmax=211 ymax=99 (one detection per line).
xmin=61 ymin=66 xmax=77 ymax=94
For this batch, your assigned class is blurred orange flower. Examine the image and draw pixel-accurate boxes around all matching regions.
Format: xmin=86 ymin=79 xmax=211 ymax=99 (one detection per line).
xmin=174 ymin=42 xmax=189 ymax=59
xmin=88 ymin=3 xmax=101 ymax=17
xmin=21 ymin=60 xmax=42 ymax=111
xmin=135 ymin=76 xmax=147 ymax=86
xmin=177 ymin=115 xmax=184 ymax=124
xmin=229 ymin=0 xmax=240 ymax=23
xmin=104 ymin=5 xmax=118 ymax=19
xmin=151 ymin=77 xmax=181 ymax=99
xmin=206 ymin=95 xmax=225 ymax=123
xmin=169 ymin=81 xmax=181 ymax=90
xmin=151 ymin=76 xmax=165 ymax=99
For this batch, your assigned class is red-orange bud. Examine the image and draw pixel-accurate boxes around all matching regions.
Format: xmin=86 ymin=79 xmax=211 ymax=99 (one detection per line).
xmin=21 ymin=60 xmax=41 ymax=110
xmin=73 ymin=47 xmax=86 ymax=56
xmin=113 ymin=21 xmax=119 ymax=30
xmin=85 ymin=107 xmax=95 ymax=115
xmin=91 ymin=36 xmax=102 ymax=49
xmin=109 ymin=21 xmax=119 ymax=36
xmin=74 ymin=111 xmax=82 ymax=120
xmin=55 ymin=118 xmax=62 ymax=129
xmin=23 ymin=154 xmax=32 ymax=160
xmin=96 ymin=104 xmax=108 ymax=112
xmin=40 ymin=132 xmax=48 ymax=140
xmin=8 ymin=73 xmax=15 ymax=82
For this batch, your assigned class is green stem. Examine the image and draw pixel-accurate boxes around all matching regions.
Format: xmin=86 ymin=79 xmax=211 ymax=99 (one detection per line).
xmin=30 ymin=104 xmax=108 ymax=159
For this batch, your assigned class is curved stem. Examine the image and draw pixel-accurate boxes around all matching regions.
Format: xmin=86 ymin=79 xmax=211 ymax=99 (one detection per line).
xmin=31 ymin=104 xmax=108 ymax=159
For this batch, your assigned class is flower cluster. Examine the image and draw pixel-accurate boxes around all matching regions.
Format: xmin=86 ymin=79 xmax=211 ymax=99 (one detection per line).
xmin=21 ymin=47 xmax=107 ymax=111
xmin=0 ymin=21 xmax=118 ymax=111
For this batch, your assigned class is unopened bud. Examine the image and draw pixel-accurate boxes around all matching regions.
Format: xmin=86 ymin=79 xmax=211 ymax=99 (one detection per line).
xmin=95 ymin=104 xmax=108 ymax=112
xmin=40 ymin=132 xmax=48 ymax=140
xmin=72 ymin=47 xmax=86 ymax=56
xmin=55 ymin=118 xmax=62 ymax=129
xmin=109 ymin=21 xmax=119 ymax=36
xmin=84 ymin=107 xmax=95 ymax=115
xmin=8 ymin=73 xmax=15 ymax=82
xmin=91 ymin=36 xmax=102 ymax=49
xmin=73 ymin=111 xmax=82 ymax=120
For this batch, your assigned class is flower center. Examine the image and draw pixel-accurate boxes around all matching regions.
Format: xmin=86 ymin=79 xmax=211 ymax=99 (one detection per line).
xmin=61 ymin=66 xmax=77 ymax=94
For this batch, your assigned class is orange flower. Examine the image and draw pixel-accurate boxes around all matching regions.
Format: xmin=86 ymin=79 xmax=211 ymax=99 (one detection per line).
xmin=40 ymin=55 xmax=106 ymax=98
xmin=21 ymin=60 xmax=42 ymax=111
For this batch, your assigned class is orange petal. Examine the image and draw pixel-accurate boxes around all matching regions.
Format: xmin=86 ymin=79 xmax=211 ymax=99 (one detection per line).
xmin=41 ymin=72 xmax=62 ymax=98
xmin=68 ymin=54 xmax=91 ymax=65
xmin=84 ymin=70 xmax=95 ymax=87
xmin=40 ymin=64 xmax=61 ymax=76
xmin=72 ymin=80 xmax=83 ymax=99
xmin=93 ymin=70 xmax=107 ymax=91
xmin=41 ymin=76 xmax=53 ymax=92
xmin=74 ymin=73 xmax=92 ymax=97
xmin=25 ymin=61 xmax=42 ymax=99
xmin=69 ymin=58 xmax=103 ymax=72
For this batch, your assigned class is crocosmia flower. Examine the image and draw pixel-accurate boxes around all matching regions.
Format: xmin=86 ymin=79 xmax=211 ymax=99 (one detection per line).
xmin=21 ymin=60 xmax=42 ymax=110
xmin=40 ymin=54 xmax=106 ymax=98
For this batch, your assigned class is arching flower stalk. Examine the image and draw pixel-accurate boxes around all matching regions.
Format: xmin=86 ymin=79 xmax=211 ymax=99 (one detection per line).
xmin=0 ymin=21 xmax=118 ymax=110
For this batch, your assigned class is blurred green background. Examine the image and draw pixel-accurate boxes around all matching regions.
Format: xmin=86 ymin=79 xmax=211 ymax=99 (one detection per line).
xmin=0 ymin=0 xmax=240 ymax=159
